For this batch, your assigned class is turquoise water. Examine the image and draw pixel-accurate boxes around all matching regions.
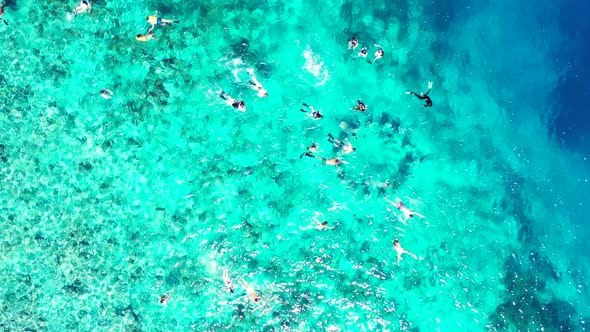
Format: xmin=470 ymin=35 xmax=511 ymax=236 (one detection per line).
xmin=1 ymin=0 xmax=589 ymax=330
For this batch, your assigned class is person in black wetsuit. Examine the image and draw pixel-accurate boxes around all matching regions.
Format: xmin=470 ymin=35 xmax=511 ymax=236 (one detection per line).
xmin=406 ymin=81 xmax=433 ymax=107
xmin=219 ymin=91 xmax=246 ymax=112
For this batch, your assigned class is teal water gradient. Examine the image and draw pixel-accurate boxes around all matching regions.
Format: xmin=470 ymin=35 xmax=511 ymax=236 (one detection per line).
xmin=1 ymin=0 xmax=589 ymax=330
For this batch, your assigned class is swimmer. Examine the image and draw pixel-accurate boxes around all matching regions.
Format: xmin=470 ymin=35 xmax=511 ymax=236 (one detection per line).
xmin=73 ymin=1 xmax=91 ymax=15
xmin=327 ymin=133 xmax=355 ymax=154
xmin=147 ymin=10 xmax=179 ymax=30
xmin=219 ymin=91 xmax=246 ymax=112
xmin=0 ymin=3 xmax=8 ymax=25
xmin=246 ymin=68 xmax=268 ymax=97
xmin=299 ymin=143 xmax=322 ymax=159
xmin=385 ymin=197 xmax=425 ymax=224
xmin=371 ymin=48 xmax=384 ymax=64
xmin=405 ymin=81 xmax=433 ymax=107
xmin=136 ymin=32 xmax=156 ymax=42
xmin=318 ymin=156 xmax=348 ymax=166
xmin=357 ymin=47 xmax=368 ymax=58
xmin=159 ymin=294 xmax=170 ymax=304
xmin=238 ymin=278 xmax=262 ymax=303
xmin=353 ymin=99 xmax=367 ymax=112
xmin=348 ymin=36 xmax=359 ymax=50
xmin=364 ymin=178 xmax=391 ymax=189
xmin=300 ymin=103 xmax=323 ymax=120
xmin=100 ymin=89 xmax=113 ymax=99
xmin=222 ymin=267 xmax=234 ymax=294
xmin=393 ymin=239 xmax=417 ymax=266
xmin=313 ymin=216 xmax=335 ymax=230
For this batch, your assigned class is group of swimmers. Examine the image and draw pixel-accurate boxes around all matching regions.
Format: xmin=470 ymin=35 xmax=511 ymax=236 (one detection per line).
xmin=348 ymin=37 xmax=384 ymax=64
xmin=0 ymin=2 xmax=435 ymax=303
xmin=55 ymin=1 xmax=179 ymax=42
xmin=136 ymin=11 xmax=179 ymax=42
xmin=202 ymin=37 xmax=433 ymax=304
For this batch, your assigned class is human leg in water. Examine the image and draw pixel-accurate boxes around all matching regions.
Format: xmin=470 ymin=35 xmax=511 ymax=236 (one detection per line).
xmin=405 ymin=81 xmax=433 ymax=107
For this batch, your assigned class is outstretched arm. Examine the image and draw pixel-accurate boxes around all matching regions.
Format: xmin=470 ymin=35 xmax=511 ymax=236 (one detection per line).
xmin=402 ymin=250 xmax=417 ymax=259
xmin=411 ymin=211 xmax=425 ymax=218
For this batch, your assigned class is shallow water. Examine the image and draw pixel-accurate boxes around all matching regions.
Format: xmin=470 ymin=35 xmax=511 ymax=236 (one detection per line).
xmin=1 ymin=0 xmax=589 ymax=331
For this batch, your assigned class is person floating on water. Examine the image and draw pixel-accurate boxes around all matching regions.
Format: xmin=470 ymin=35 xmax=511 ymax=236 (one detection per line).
xmin=353 ymin=99 xmax=367 ymax=112
xmin=100 ymin=89 xmax=113 ymax=99
xmin=159 ymin=294 xmax=170 ymax=304
xmin=300 ymin=143 xmax=322 ymax=159
xmin=136 ymin=31 xmax=156 ymax=42
xmin=219 ymin=91 xmax=246 ymax=112
xmin=318 ymin=156 xmax=348 ymax=166
xmin=147 ymin=10 xmax=179 ymax=30
xmin=238 ymin=278 xmax=262 ymax=303
xmin=385 ymin=197 xmax=425 ymax=224
xmin=246 ymin=68 xmax=268 ymax=97
xmin=222 ymin=267 xmax=234 ymax=294
xmin=371 ymin=47 xmax=384 ymax=64
xmin=313 ymin=216 xmax=335 ymax=230
xmin=300 ymin=103 xmax=323 ymax=120
xmin=0 ymin=2 xmax=8 ymax=25
xmin=406 ymin=81 xmax=433 ymax=107
xmin=393 ymin=239 xmax=417 ymax=266
xmin=73 ymin=1 xmax=91 ymax=15
xmin=327 ymin=133 xmax=355 ymax=154
xmin=348 ymin=36 xmax=359 ymax=50
xmin=358 ymin=47 xmax=368 ymax=58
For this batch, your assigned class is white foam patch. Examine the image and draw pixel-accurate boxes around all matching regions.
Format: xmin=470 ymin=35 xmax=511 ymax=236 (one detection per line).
xmin=302 ymin=49 xmax=329 ymax=86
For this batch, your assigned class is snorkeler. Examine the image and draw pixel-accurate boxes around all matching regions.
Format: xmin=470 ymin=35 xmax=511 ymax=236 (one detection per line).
xmin=318 ymin=156 xmax=348 ymax=166
xmin=406 ymin=81 xmax=433 ymax=107
xmin=246 ymin=68 xmax=268 ymax=97
xmin=353 ymin=99 xmax=367 ymax=112
xmin=159 ymin=294 xmax=170 ymax=304
xmin=219 ymin=91 xmax=246 ymax=112
xmin=0 ymin=3 xmax=8 ymax=25
xmin=300 ymin=143 xmax=322 ymax=159
xmin=327 ymin=133 xmax=355 ymax=154
xmin=238 ymin=278 xmax=262 ymax=303
xmin=136 ymin=31 xmax=156 ymax=42
xmin=385 ymin=197 xmax=425 ymax=224
xmin=371 ymin=47 xmax=384 ymax=64
xmin=222 ymin=267 xmax=235 ymax=294
xmin=364 ymin=178 xmax=391 ymax=189
xmin=300 ymin=103 xmax=323 ymax=120
xmin=348 ymin=36 xmax=359 ymax=50
xmin=147 ymin=10 xmax=179 ymax=30
xmin=73 ymin=1 xmax=91 ymax=15
xmin=313 ymin=216 xmax=335 ymax=230
xmin=100 ymin=89 xmax=113 ymax=99
xmin=393 ymin=239 xmax=417 ymax=266
xmin=358 ymin=47 xmax=368 ymax=58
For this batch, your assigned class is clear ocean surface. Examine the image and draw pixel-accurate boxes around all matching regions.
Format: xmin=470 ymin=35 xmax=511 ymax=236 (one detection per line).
xmin=1 ymin=0 xmax=589 ymax=330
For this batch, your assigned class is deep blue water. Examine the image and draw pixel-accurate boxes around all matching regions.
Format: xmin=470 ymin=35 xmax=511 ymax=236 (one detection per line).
xmin=552 ymin=0 xmax=590 ymax=154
